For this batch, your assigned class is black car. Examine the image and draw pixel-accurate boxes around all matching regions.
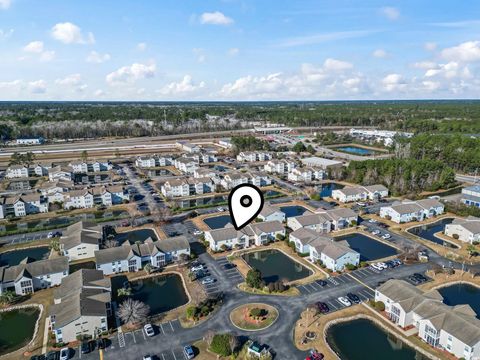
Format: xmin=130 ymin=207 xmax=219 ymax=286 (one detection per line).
xmin=45 ymin=351 xmax=59 ymax=360
xmin=316 ymin=302 xmax=330 ymax=313
xmin=222 ymin=263 xmax=236 ymax=270
xmin=30 ymin=355 xmax=46 ymax=360
xmin=97 ymin=338 xmax=107 ymax=349
xmin=347 ymin=293 xmax=361 ymax=304
xmin=317 ymin=280 xmax=327 ymax=287
xmin=413 ymin=273 xmax=428 ymax=282
xmin=408 ymin=276 xmax=421 ymax=285
xmin=81 ymin=341 xmax=92 ymax=354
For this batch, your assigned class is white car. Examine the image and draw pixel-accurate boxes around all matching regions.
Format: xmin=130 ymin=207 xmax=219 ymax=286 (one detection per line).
xmin=191 ymin=265 xmax=203 ymax=272
xmin=143 ymin=356 xmax=153 ymax=360
xmin=201 ymin=277 xmax=215 ymax=285
xmin=376 ymin=262 xmax=388 ymax=269
xmin=371 ymin=229 xmax=381 ymax=235
xmin=370 ymin=263 xmax=383 ymax=271
xmin=381 ymin=233 xmax=392 ymax=239
xmin=368 ymin=219 xmax=377 ymax=223
xmin=338 ymin=296 xmax=352 ymax=307
xmin=47 ymin=232 xmax=54 ymax=239
xmin=217 ymin=207 xmax=224 ymax=212
xmin=193 ymin=230 xmax=203 ymax=236
xmin=60 ymin=348 xmax=69 ymax=360
xmin=144 ymin=323 xmax=155 ymax=337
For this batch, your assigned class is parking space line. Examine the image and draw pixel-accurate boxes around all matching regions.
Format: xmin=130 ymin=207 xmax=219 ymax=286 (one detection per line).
xmin=172 ymin=349 xmax=177 ymax=360
xmin=169 ymin=321 xmax=175 ymax=332
xmin=300 ymin=285 xmax=311 ymax=293
xmin=78 ymin=345 xmax=82 ymax=358
xmin=131 ymin=331 xmax=136 ymax=343
xmin=160 ymin=322 xmax=165 ymax=334
xmin=162 ymin=353 xmax=166 ymax=360
xmin=142 ymin=328 xmax=146 ymax=340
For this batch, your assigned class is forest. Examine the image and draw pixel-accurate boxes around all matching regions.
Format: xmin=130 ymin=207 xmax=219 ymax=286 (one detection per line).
xmin=343 ymin=159 xmax=457 ymax=196
xmin=1 ymin=100 xmax=480 ymax=140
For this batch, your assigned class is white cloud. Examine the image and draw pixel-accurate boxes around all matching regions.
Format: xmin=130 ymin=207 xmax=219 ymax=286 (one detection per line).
xmin=380 ymin=7 xmax=400 ymax=21
xmin=0 ymin=0 xmax=11 ymax=10
xmin=94 ymin=89 xmax=105 ymax=97
xmin=424 ymin=42 xmax=437 ymax=51
xmin=372 ymin=49 xmax=387 ymax=58
xmin=137 ymin=42 xmax=147 ymax=51
xmin=323 ymin=58 xmax=353 ymax=71
xmin=422 ymin=80 xmax=441 ymax=91
xmin=86 ymin=51 xmax=111 ymax=63
xmin=220 ymin=73 xmax=284 ymax=98
xmin=200 ymin=11 xmax=233 ymax=25
xmin=0 ymin=28 xmax=13 ymax=40
xmin=159 ymin=75 xmax=205 ymax=96
xmin=40 ymin=50 xmax=55 ymax=62
xmin=0 ymin=79 xmax=21 ymax=88
xmin=228 ymin=48 xmax=239 ymax=56
xmin=413 ymin=61 xmax=437 ymax=69
xmin=106 ymin=62 xmax=156 ymax=85
xmin=276 ymin=30 xmax=376 ymax=48
xmin=22 ymin=41 xmax=55 ymax=62
xmin=55 ymin=74 xmax=82 ymax=86
xmin=28 ymin=80 xmax=47 ymax=94
xmin=441 ymin=41 xmax=480 ymax=63
xmin=382 ymin=73 xmax=406 ymax=92
xmin=424 ymin=61 xmax=472 ymax=80
xmin=193 ymin=48 xmax=206 ymax=63
xmin=23 ymin=41 xmax=44 ymax=53
xmin=51 ymin=22 xmax=95 ymax=44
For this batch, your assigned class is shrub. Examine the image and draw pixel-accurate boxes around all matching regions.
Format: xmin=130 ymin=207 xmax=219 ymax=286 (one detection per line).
xmin=209 ymin=334 xmax=232 ymax=357
xmin=185 ymin=305 xmax=197 ymax=320
xmin=267 ymin=282 xmax=275 ymax=293
xmin=246 ymin=269 xmax=264 ymax=289
xmin=276 ymin=234 xmax=285 ymax=241
xmin=375 ymin=301 xmax=385 ymax=311
xmin=288 ymin=241 xmax=296 ymax=251
xmin=452 ymin=234 xmax=459 ymax=240
xmin=345 ymin=263 xmax=357 ymax=271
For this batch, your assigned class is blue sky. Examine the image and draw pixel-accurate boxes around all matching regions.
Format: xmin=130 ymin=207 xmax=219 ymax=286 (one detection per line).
xmin=0 ymin=0 xmax=479 ymax=100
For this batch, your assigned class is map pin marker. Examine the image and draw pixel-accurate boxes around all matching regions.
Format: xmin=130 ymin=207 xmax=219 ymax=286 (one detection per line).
xmin=228 ymin=184 xmax=264 ymax=230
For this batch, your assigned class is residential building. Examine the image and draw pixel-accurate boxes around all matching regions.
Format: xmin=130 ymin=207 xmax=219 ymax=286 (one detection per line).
xmin=375 ymin=279 xmax=480 ymax=360
xmin=161 ymin=177 xmax=214 ymax=198
xmin=205 ymin=221 xmax=285 ymax=251
xmin=50 ymin=269 xmax=111 ymax=343
xmin=332 ymin=184 xmax=389 ymax=203
xmin=461 ymin=185 xmax=480 ymax=208
xmin=60 ymin=221 xmax=103 ymax=261
xmin=193 ymin=168 xmax=217 ymax=179
xmin=63 ymin=189 xmax=94 ymax=209
xmin=237 ymin=151 xmax=271 ymax=162
xmin=445 ymin=216 xmax=480 ymax=243
xmin=380 ymin=199 xmax=445 ymax=223
xmin=258 ymin=204 xmax=285 ymax=222
xmin=220 ymin=172 xmax=249 ymax=190
xmin=301 ymin=157 xmax=343 ymax=170
xmin=135 ymin=155 xmax=173 ymax=168
xmin=48 ymin=165 xmax=73 ymax=182
xmin=288 ymin=167 xmax=324 ymax=182
xmin=349 ymin=129 xmax=413 ymax=146
xmin=248 ymin=172 xmax=272 ymax=187
xmin=287 ymin=207 xmax=357 ymax=232
xmin=218 ymin=138 xmax=233 ymax=149
xmin=5 ymin=164 xmax=49 ymax=178
xmin=0 ymin=193 xmax=48 ymax=219
xmin=69 ymin=161 xmax=112 ymax=174
xmin=174 ymin=157 xmax=199 ymax=174
xmin=264 ymin=160 xmax=295 ymax=174
xmin=95 ymin=236 xmax=190 ymax=275
xmin=309 ymin=237 xmax=360 ymax=271
xmin=0 ymin=257 xmax=69 ymax=295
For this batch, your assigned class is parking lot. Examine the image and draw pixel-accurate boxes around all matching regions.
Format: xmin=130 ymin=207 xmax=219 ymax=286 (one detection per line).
xmin=215 ymin=257 xmax=244 ymax=284
xmin=70 ymin=319 xmax=186 ymax=360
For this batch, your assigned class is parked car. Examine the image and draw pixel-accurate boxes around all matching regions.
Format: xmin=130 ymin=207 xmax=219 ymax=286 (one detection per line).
xmin=316 ymin=302 xmax=330 ymax=313
xmin=381 ymin=233 xmax=392 ymax=239
xmin=413 ymin=273 xmax=428 ymax=282
xmin=217 ymin=207 xmax=224 ymax=212
xmin=144 ymin=323 xmax=155 ymax=337
xmin=143 ymin=356 xmax=153 ymax=360
xmin=338 ymin=296 xmax=352 ymax=307
xmin=370 ymin=263 xmax=383 ymax=271
xmin=45 ymin=351 xmax=59 ymax=360
xmin=371 ymin=229 xmax=381 ymax=235
xmin=96 ymin=338 xmax=107 ymax=349
xmin=191 ymin=265 xmax=204 ymax=272
xmin=201 ymin=277 xmax=215 ymax=285
xmin=368 ymin=218 xmax=377 ymax=223
xmin=80 ymin=341 xmax=92 ymax=354
xmin=222 ymin=263 xmax=236 ymax=270
xmin=317 ymin=280 xmax=327 ymax=287
xmin=59 ymin=348 xmax=69 ymax=360
xmin=30 ymin=355 xmax=46 ymax=360
xmin=392 ymin=259 xmax=403 ymax=266
xmin=47 ymin=232 xmax=54 ymax=238
xmin=408 ymin=276 xmax=421 ymax=285
xmin=347 ymin=293 xmax=361 ymax=304
xmin=193 ymin=230 xmax=203 ymax=236
xmin=184 ymin=345 xmax=195 ymax=359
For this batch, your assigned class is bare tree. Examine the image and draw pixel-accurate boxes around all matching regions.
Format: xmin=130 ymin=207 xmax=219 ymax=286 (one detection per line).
xmin=117 ymin=298 xmax=150 ymax=326
xmin=104 ymin=239 xmax=119 ymax=248
xmin=229 ymin=335 xmax=239 ymax=354
xmin=204 ymin=329 xmax=215 ymax=346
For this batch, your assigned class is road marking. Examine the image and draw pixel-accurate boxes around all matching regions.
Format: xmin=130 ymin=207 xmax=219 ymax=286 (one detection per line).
xmin=131 ymin=330 xmax=136 ymax=343
xmin=301 ymin=285 xmax=311 ymax=293
xmin=160 ymin=323 xmax=165 ymax=334
xmin=142 ymin=328 xmax=146 ymax=340
xmin=78 ymin=345 xmax=82 ymax=358
xmin=172 ymin=349 xmax=177 ymax=360
xmin=162 ymin=354 xmax=166 ymax=360
xmin=118 ymin=331 xmax=125 ymax=348
xmin=169 ymin=321 xmax=175 ymax=332
xmin=100 ymin=349 xmax=104 ymax=360
xmin=346 ymin=273 xmax=374 ymax=291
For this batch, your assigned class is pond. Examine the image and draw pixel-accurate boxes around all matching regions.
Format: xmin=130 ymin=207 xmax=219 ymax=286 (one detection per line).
xmin=336 ymin=233 xmax=397 ymax=261
xmin=438 ymin=283 xmax=480 ymax=319
xmin=407 ymin=218 xmax=459 ymax=248
xmin=0 ymin=246 xmax=50 ymax=267
xmin=327 ymin=318 xmax=426 ymax=360
xmin=334 ymin=146 xmax=379 ymax=156
xmin=0 ymin=307 xmax=40 ymax=356
xmin=318 ymin=182 xmax=344 ymax=198
xmin=279 ymin=205 xmax=309 ymax=218
xmin=146 ymin=169 xmax=175 ymax=177
xmin=242 ymin=249 xmax=312 ymax=283
xmin=0 ymin=210 xmax=128 ymax=235
xmin=128 ymin=274 xmax=188 ymax=316
xmin=114 ymin=229 xmax=158 ymax=245
xmin=204 ymin=215 xmax=232 ymax=230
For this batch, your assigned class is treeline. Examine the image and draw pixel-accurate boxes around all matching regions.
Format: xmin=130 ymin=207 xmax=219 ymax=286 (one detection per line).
xmin=2 ymin=100 xmax=480 ymax=140
xmin=344 ymin=159 xmax=456 ymax=196
xmin=397 ymin=134 xmax=480 ymax=173
xmin=231 ymin=136 xmax=271 ymax=152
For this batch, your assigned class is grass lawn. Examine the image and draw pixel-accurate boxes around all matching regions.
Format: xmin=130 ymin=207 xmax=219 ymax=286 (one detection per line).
xmin=230 ymin=303 xmax=279 ymax=331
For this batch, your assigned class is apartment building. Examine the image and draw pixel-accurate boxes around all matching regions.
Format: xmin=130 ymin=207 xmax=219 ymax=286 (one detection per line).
xmin=0 ymin=193 xmax=49 ymax=219
xmin=380 ymin=199 xmax=444 ymax=223
xmin=332 ymin=184 xmax=389 ymax=203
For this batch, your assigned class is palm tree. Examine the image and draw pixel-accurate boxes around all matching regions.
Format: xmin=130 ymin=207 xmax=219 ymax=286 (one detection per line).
xmin=117 ymin=287 xmax=132 ymax=298
xmin=0 ymin=290 xmax=17 ymax=306
xmin=467 ymin=244 xmax=478 ymax=257
xmin=117 ymin=298 xmax=150 ymax=326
